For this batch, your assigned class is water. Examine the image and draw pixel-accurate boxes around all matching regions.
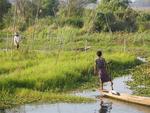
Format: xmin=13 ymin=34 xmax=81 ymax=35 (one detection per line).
xmin=1 ymin=76 xmax=150 ymax=113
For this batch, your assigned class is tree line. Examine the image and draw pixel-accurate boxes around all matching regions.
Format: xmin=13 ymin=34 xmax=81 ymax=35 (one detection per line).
xmin=0 ymin=0 xmax=150 ymax=32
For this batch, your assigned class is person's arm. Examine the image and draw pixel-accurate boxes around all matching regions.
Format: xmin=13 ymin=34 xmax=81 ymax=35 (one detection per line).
xmin=94 ymin=60 xmax=98 ymax=75
xmin=94 ymin=64 xmax=97 ymax=75
xmin=106 ymin=60 xmax=112 ymax=70
xmin=103 ymin=58 xmax=107 ymax=67
xmin=103 ymin=58 xmax=109 ymax=72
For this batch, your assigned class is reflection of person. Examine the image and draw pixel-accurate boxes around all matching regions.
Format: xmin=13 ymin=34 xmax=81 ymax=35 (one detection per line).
xmin=94 ymin=50 xmax=113 ymax=90
xmin=0 ymin=109 xmax=5 ymax=113
xmin=99 ymin=100 xmax=112 ymax=113
xmin=14 ymin=32 xmax=20 ymax=49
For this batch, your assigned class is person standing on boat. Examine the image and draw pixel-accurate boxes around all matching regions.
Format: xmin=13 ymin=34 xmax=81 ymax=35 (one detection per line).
xmin=14 ymin=32 xmax=20 ymax=49
xmin=94 ymin=50 xmax=113 ymax=90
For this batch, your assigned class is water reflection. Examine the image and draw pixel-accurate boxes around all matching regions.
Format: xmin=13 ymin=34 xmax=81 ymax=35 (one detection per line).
xmin=0 ymin=109 xmax=5 ymax=113
xmin=3 ymin=76 xmax=150 ymax=113
xmin=99 ymin=100 xmax=112 ymax=113
xmin=3 ymin=99 xmax=150 ymax=113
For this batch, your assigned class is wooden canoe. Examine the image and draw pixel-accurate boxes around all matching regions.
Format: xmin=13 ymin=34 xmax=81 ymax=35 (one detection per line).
xmin=101 ymin=91 xmax=150 ymax=107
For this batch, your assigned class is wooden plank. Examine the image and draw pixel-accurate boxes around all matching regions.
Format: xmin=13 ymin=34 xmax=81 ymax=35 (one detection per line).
xmin=101 ymin=91 xmax=150 ymax=107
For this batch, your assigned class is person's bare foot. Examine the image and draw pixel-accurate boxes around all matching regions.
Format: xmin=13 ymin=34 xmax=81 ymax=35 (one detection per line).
xmin=111 ymin=82 xmax=114 ymax=90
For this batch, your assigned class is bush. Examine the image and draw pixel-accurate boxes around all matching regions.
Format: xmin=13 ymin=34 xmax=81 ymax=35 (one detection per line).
xmin=55 ymin=17 xmax=84 ymax=28
xmin=138 ymin=13 xmax=150 ymax=22
xmin=137 ymin=13 xmax=150 ymax=31
xmin=0 ymin=0 xmax=11 ymax=24
xmin=138 ymin=22 xmax=150 ymax=32
xmin=89 ymin=0 xmax=138 ymax=32
xmin=122 ymin=9 xmax=137 ymax=32
xmin=93 ymin=12 xmax=106 ymax=32
xmin=110 ymin=21 xmax=126 ymax=32
xmin=92 ymin=9 xmax=137 ymax=32
xmin=65 ymin=18 xmax=84 ymax=28
xmin=92 ymin=12 xmax=128 ymax=32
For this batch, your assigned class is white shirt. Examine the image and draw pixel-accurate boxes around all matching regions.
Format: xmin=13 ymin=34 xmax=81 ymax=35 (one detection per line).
xmin=14 ymin=35 xmax=20 ymax=45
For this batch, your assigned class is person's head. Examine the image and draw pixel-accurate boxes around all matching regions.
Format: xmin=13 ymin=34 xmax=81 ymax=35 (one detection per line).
xmin=14 ymin=32 xmax=19 ymax=36
xmin=97 ymin=50 xmax=102 ymax=57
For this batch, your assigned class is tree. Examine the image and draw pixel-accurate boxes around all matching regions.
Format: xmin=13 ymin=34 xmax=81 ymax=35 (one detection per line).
xmin=98 ymin=0 xmax=131 ymax=12
xmin=14 ymin=0 xmax=59 ymax=20
xmin=40 ymin=0 xmax=59 ymax=16
xmin=30 ymin=0 xmax=59 ymax=18
xmin=91 ymin=0 xmax=137 ymax=32
xmin=0 ymin=0 xmax=11 ymax=23
xmin=13 ymin=0 xmax=38 ymax=22
xmin=56 ymin=0 xmax=97 ymax=28
xmin=58 ymin=0 xmax=97 ymax=17
xmin=1 ymin=0 xmax=59 ymax=31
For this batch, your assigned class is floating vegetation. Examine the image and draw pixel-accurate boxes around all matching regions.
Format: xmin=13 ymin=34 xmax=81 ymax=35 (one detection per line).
xmin=0 ymin=89 xmax=95 ymax=109
xmin=128 ymin=63 xmax=150 ymax=97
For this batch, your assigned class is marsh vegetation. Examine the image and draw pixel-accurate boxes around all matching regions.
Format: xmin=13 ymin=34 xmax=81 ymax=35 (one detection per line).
xmin=0 ymin=0 xmax=150 ymax=109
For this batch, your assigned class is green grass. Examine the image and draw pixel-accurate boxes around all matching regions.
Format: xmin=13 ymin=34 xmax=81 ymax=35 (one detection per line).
xmin=1 ymin=27 xmax=150 ymax=53
xmin=0 ymin=51 xmax=93 ymax=91
xmin=0 ymin=27 xmax=149 ymax=108
xmin=0 ymin=50 xmax=138 ymax=92
xmin=0 ymin=50 xmax=139 ymax=108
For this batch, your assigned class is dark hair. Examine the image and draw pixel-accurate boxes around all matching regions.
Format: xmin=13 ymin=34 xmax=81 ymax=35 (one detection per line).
xmin=97 ymin=50 xmax=102 ymax=57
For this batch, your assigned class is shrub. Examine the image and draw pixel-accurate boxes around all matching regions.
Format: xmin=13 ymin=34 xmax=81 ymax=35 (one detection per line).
xmin=110 ymin=21 xmax=126 ymax=32
xmin=138 ymin=22 xmax=150 ymax=32
xmin=55 ymin=17 xmax=84 ymax=28
xmin=90 ymin=0 xmax=137 ymax=32
xmin=93 ymin=12 xmax=106 ymax=32
xmin=138 ymin=13 xmax=150 ymax=22
xmin=65 ymin=18 xmax=84 ymax=28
